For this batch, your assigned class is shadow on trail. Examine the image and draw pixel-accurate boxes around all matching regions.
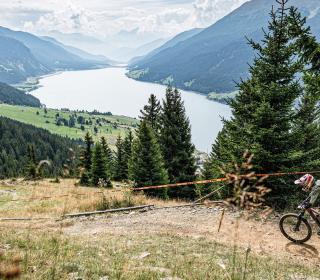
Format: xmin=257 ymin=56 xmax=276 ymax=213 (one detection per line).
xmin=285 ymin=242 xmax=320 ymax=260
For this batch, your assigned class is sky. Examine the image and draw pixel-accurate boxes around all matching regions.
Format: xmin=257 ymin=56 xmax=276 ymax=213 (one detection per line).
xmin=0 ymin=0 xmax=250 ymax=38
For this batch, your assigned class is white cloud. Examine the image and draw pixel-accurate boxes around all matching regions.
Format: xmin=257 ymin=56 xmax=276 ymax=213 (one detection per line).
xmin=191 ymin=0 xmax=249 ymax=26
xmin=0 ymin=0 xmax=250 ymax=38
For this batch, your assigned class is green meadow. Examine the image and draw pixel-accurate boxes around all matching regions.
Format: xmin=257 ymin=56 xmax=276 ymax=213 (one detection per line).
xmin=0 ymin=104 xmax=139 ymax=146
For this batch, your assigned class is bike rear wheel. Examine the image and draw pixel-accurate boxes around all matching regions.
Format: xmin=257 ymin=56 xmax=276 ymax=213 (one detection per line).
xmin=279 ymin=214 xmax=312 ymax=243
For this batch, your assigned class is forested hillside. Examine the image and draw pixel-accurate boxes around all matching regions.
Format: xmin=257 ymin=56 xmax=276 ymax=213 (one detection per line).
xmin=0 ymin=83 xmax=40 ymax=107
xmin=0 ymin=117 xmax=79 ymax=178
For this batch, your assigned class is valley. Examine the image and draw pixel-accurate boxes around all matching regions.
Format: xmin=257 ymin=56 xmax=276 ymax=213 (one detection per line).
xmin=30 ymin=67 xmax=231 ymax=152
xmin=1 ymin=1 xmax=320 ymax=279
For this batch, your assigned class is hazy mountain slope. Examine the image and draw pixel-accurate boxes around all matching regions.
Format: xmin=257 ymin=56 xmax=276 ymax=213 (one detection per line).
xmin=0 ymin=27 xmax=100 ymax=71
xmin=0 ymin=82 xmax=41 ymax=107
xmin=123 ymin=38 xmax=168 ymax=63
xmin=128 ymin=0 xmax=320 ymax=93
xmin=41 ymin=36 xmax=114 ymax=65
xmin=0 ymin=36 xmax=49 ymax=84
xmin=129 ymin=28 xmax=203 ymax=66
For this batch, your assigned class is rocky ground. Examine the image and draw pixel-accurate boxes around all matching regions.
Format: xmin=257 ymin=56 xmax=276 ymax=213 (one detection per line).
xmin=64 ymin=205 xmax=320 ymax=267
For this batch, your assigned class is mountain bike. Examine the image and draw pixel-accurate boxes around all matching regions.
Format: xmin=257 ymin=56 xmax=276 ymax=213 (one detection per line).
xmin=279 ymin=197 xmax=320 ymax=243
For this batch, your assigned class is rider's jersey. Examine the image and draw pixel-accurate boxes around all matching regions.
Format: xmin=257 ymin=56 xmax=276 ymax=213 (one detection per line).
xmin=310 ymin=180 xmax=320 ymax=205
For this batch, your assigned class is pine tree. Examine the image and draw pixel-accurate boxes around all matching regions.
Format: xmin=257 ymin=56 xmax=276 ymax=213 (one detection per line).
xmin=129 ymin=121 xmax=168 ymax=197
xmin=114 ymin=135 xmax=127 ymax=181
xmin=80 ymin=132 xmax=94 ymax=185
xmin=122 ymin=131 xmax=134 ymax=179
xmin=208 ymin=0 xmax=304 ymax=206
xmin=100 ymin=136 xmax=114 ymax=178
xmin=160 ymin=87 xmax=196 ymax=198
xmin=26 ymin=145 xmax=37 ymax=179
xmin=288 ymin=7 xmax=320 ymax=169
xmin=288 ymin=7 xmax=320 ymax=72
xmin=140 ymin=94 xmax=161 ymax=134
xmin=294 ymin=73 xmax=320 ymax=169
xmin=91 ymin=143 xmax=112 ymax=187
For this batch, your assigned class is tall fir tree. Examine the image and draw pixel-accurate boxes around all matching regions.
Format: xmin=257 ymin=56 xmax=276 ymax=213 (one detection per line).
xmin=122 ymin=130 xmax=134 ymax=179
xmin=91 ymin=143 xmax=112 ymax=187
xmin=293 ymin=73 xmax=320 ymax=169
xmin=100 ymin=136 xmax=114 ymax=178
xmin=287 ymin=7 xmax=320 ymax=169
xmin=207 ymin=0 xmax=304 ymax=206
xmin=140 ymin=94 xmax=161 ymax=134
xmin=26 ymin=145 xmax=37 ymax=179
xmin=160 ymin=87 xmax=196 ymax=198
xmin=114 ymin=135 xmax=127 ymax=181
xmin=288 ymin=7 xmax=320 ymax=73
xmin=80 ymin=132 xmax=94 ymax=185
xmin=129 ymin=121 xmax=168 ymax=197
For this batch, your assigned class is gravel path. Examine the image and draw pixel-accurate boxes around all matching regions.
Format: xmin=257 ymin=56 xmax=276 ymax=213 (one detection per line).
xmin=64 ymin=205 xmax=320 ymax=265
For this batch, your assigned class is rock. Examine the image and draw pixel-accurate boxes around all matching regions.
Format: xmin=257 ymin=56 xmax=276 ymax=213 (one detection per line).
xmin=141 ymin=266 xmax=171 ymax=274
xmin=134 ymin=252 xmax=151 ymax=259
xmin=68 ymin=272 xmax=82 ymax=280
xmin=217 ymin=259 xmax=226 ymax=270
xmin=99 ymin=276 xmax=109 ymax=280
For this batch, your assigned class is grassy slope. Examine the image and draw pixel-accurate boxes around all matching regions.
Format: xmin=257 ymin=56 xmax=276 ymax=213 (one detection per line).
xmin=0 ymin=179 xmax=319 ymax=279
xmin=0 ymin=104 xmax=139 ymax=146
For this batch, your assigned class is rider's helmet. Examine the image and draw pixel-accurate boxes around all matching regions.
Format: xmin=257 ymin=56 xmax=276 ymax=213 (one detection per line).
xmin=294 ymin=174 xmax=314 ymax=192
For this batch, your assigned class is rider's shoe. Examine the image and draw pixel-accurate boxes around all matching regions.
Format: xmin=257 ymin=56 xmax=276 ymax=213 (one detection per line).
xmin=317 ymin=230 xmax=320 ymax=236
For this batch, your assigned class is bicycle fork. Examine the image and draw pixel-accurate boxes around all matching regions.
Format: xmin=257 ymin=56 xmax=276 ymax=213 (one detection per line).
xmin=293 ymin=211 xmax=306 ymax=231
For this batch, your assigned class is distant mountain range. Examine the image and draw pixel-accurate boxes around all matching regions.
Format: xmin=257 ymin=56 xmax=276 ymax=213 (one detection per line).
xmin=0 ymin=26 xmax=111 ymax=85
xmin=46 ymin=30 xmax=169 ymax=63
xmin=41 ymin=36 xmax=115 ymax=65
xmin=129 ymin=28 xmax=203 ymax=66
xmin=128 ymin=0 xmax=320 ymax=94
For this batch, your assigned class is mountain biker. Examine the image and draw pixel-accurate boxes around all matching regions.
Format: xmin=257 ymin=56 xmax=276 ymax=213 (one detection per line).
xmin=294 ymin=174 xmax=320 ymax=236
xmin=294 ymin=174 xmax=320 ymax=209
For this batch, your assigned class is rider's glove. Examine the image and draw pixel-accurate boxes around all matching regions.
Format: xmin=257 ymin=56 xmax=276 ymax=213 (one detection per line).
xmin=298 ymin=201 xmax=311 ymax=210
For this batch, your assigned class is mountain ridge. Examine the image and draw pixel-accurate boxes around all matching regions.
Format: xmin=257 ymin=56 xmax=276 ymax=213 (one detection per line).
xmin=0 ymin=26 xmax=110 ymax=84
xmin=127 ymin=0 xmax=320 ymax=94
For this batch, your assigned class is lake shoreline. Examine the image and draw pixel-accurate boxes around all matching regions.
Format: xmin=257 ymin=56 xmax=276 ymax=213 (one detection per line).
xmin=125 ymin=69 xmax=235 ymax=105
xmin=14 ymin=65 xmax=113 ymax=93
xmin=22 ymin=66 xmax=232 ymax=106
xmin=31 ymin=67 xmax=231 ymax=152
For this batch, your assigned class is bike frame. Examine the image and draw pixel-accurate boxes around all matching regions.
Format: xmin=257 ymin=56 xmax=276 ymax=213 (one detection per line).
xmin=298 ymin=207 xmax=320 ymax=228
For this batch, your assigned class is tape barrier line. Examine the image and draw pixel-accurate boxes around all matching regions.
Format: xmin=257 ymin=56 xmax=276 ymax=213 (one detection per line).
xmin=133 ymin=178 xmax=227 ymax=191
xmin=133 ymin=170 xmax=320 ymax=191
xmin=255 ymin=171 xmax=320 ymax=177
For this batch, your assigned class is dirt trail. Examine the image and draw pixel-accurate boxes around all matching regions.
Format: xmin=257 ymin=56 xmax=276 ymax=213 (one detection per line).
xmin=64 ymin=205 xmax=320 ymax=265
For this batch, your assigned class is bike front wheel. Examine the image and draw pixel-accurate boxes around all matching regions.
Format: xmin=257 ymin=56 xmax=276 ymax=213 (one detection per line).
xmin=279 ymin=214 xmax=312 ymax=243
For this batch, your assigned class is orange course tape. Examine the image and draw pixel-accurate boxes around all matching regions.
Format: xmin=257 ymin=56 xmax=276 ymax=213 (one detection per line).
xmin=133 ymin=170 xmax=320 ymax=191
xmin=133 ymin=178 xmax=227 ymax=191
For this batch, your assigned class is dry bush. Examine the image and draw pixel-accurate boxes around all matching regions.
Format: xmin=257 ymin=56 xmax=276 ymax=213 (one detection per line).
xmin=220 ymin=151 xmax=272 ymax=216
xmin=0 ymin=252 xmax=21 ymax=279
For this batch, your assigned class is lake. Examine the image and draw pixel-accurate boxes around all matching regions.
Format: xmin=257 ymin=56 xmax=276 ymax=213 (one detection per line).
xmin=32 ymin=67 xmax=231 ymax=152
